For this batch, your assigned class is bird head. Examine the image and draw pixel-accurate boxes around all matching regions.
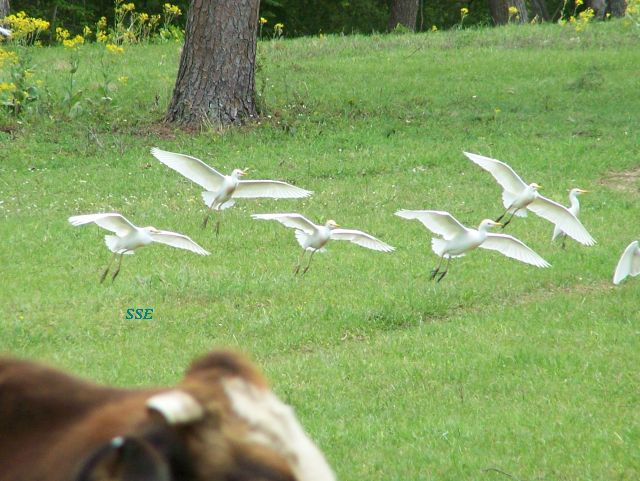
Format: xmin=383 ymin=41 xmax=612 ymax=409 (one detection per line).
xmin=325 ymin=220 xmax=340 ymax=229
xmin=232 ymin=168 xmax=249 ymax=178
xmin=479 ymin=219 xmax=502 ymax=230
xmin=530 ymin=182 xmax=542 ymax=190
xmin=569 ymin=188 xmax=589 ymax=196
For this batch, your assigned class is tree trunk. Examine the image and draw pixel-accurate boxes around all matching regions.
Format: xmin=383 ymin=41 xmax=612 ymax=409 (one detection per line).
xmin=589 ymin=0 xmax=607 ymax=18
xmin=166 ymin=0 xmax=260 ymax=126
xmin=387 ymin=0 xmax=419 ymax=31
xmin=0 ymin=0 xmax=9 ymax=19
xmin=488 ymin=0 xmax=529 ymax=24
xmin=607 ymin=0 xmax=627 ymax=17
xmin=530 ymin=0 xmax=550 ymax=21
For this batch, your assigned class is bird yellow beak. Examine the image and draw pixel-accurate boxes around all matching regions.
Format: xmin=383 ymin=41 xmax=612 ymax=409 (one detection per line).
xmin=240 ymin=168 xmax=249 ymax=176
xmin=579 ymin=189 xmax=590 ymax=193
xmin=494 ymin=221 xmax=503 ymax=226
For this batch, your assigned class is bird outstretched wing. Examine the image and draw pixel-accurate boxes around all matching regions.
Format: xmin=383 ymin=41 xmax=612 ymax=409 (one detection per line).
xmin=68 ymin=213 xmax=137 ymax=235
xmin=148 ymin=230 xmax=210 ymax=256
xmin=480 ymin=233 xmax=550 ymax=268
xmin=151 ymin=147 xmax=225 ymax=191
xmin=527 ymin=195 xmax=595 ymax=246
xmin=613 ymin=240 xmax=640 ymax=285
xmin=330 ymin=229 xmax=395 ymax=252
xmin=464 ymin=152 xmax=528 ymax=195
xmin=251 ymin=213 xmax=317 ymax=234
xmin=395 ymin=210 xmax=467 ymax=240
xmin=234 ymin=180 xmax=312 ymax=199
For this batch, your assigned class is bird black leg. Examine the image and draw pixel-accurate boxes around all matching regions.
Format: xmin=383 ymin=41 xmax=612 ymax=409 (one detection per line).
xmin=495 ymin=210 xmax=508 ymax=223
xmin=202 ymin=202 xmax=216 ymax=229
xmin=436 ymin=257 xmax=451 ymax=282
xmin=501 ymin=209 xmax=519 ymax=228
xmin=100 ymin=253 xmax=117 ymax=284
xmin=214 ymin=219 xmax=220 ymax=237
xmin=561 ymin=235 xmax=566 ymax=250
xmin=294 ymin=250 xmax=306 ymax=275
xmin=111 ymin=253 xmax=124 ymax=281
xmin=302 ymin=250 xmax=317 ymax=275
xmin=430 ymin=255 xmax=445 ymax=280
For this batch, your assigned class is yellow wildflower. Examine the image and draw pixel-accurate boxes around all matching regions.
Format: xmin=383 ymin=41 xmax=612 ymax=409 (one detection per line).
xmin=260 ymin=17 xmax=268 ymax=25
xmin=106 ymin=43 xmax=125 ymax=54
xmin=83 ymin=25 xmax=92 ymax=36
xmin=97 ymin=16 xmax=108 ymax=30
xmin=118 ymin=76 xmax=129 ymax=83
xmin=460 ymin=7 xmax=469 ymax=15
xmin=97 ymin=31 xmax=108 ymax=43
xmin=55 ymin=26 xmax=70 ymax=42
xmin=0 ymin=81 xmax=16 ymax=92
xmin=431 ymin=24 xmax=438 ymax=32
xmin=575 ymin=0 xmax=584 ymax=6
xmin=138 ymin=12 xmax=149 ymax=23
xmin=62 ymin=34 xmax=84 ymax=48
xmin=120 ymin=2 xmax=136 ymax=13
xmin=274 ymin=22 xmax=284 ymax=33
xmin=508 ymin=6 xmax=519 ymax=15
xmin=163 ymin=3 xmax=182 ymax=16
xmin=0 ymin=48 xmax=18 ymax=67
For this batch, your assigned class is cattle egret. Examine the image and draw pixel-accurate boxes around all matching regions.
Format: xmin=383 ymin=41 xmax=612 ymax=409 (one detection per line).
xmin=552 ymin=188 xmax=590 ymax=247
xmin=0 ymin=27 xmax=11 ymax=38
xmin=613 ymin=240 xmax=640 ymax=285
xmin=252 ymin=213 xmax=395 ymax=274
xmin=151 ymin=147 xmax=312 ymax=233
xmin=395 ymin=209 xmax=550 ymax=282
xmin=69 ymin=213 xmax=209 ymax=282
xmin=464 ymin=152 xmax=596 ymax=246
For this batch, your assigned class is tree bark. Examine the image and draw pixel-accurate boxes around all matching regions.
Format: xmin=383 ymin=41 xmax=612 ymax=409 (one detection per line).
xmin=488 ymin=0 xmax=529 ymax=24
xmin=166 ymin=0 xmax=260 ymax=126
xmin=530 ymin=0 xmax=550 ymax=21
xmin=0 ymin=0 xmax=9 ymax=19
xmin=387 ymin=0 xmax=419 ymax=31
xmin=607 ymin=0 xmax=627 ymax=17
xmin=589 ymin=0 xmax=607 ymax=18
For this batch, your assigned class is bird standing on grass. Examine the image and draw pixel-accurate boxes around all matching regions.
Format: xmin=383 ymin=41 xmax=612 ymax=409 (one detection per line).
xmin=613 ymin=241 xmax=640 ymax=285
xmin=464 ymin=152 xmax=596 ymax=246
xmin=69 ymin=213 xmax=209 ymax=283
xmin=552 ymin=188 xmax=590 ymax=247
xmin=252 ymin=213 xmax=395 ymax=274
xmin=151 ymin=148 xmax=312 ymax=234
xmin=395 ymin=209 xmax=550 ymax=282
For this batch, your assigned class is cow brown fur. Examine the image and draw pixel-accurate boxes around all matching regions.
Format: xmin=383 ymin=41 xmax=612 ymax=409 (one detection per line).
xmin=0 ymin=350 xmax=323 ymax=481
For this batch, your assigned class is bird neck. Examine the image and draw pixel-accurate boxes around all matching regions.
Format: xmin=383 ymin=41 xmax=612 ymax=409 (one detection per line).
xmin=569 ymin=192 xmax=580 ymax=212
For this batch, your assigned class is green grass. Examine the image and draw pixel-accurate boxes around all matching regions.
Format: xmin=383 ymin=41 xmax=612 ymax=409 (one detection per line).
xmin=2 ymin=22 xmax=640 ymax=480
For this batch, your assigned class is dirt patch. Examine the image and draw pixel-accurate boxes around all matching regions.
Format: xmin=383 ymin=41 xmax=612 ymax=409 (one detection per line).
xmin=599 ymin=166 xmax=640 ymax=194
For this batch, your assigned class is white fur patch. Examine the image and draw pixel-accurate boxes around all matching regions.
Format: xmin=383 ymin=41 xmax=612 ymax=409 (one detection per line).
xmin=223 ymin=378 xmax=336 ymax=481
xmin=146 ymin=390 xmax=204 ymax=425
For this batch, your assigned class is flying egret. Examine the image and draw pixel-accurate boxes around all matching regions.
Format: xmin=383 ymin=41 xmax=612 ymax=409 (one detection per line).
xmin=395 ymin=209 xmax=550 ymax=282
xmin=552 ymin=188 xmax=590 ymax=248
xmin=613 ymin=241 xmax=640 ymax=285
xmin=150 ymin=147 xmax=312 ymax=234
xmin=69 ymin=213 xmax=209 ymax=282
xmin=251 ymin=213 xmax=395 ymax=274
xmin=464 ymin=152 xmax=596 ymax=246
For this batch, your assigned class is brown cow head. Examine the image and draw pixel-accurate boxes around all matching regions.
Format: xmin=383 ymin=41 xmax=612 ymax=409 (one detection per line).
xmin=73 ymin=351 xmax=336 ymax=481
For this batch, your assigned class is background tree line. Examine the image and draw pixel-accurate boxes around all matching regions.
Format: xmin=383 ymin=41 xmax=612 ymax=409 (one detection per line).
xmin=7 ymin=0 xmax=629 ymax=40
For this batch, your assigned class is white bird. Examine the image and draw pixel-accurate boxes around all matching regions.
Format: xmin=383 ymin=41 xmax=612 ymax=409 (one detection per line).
xmin=552 ymin=188 xmax=590 ymax=247
xmin=613 ymin=240 xmax=640 ymax=285
xmin=69 ymin=213 xmax=209 ymax=282
xmin=0 ymin=26 xmax=11 ymax=38
xmin=150 ymin=147 xmax=312 ymax=233
xmin=464 ymin=152 xmax=596 ymax=246
xmin=252 ymin=213 xmax=395 ymax=274
xmin=395 ymin=209 xmax=550 ymax=282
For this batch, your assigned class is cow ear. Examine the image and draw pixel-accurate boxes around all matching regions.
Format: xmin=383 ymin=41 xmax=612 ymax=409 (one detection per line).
xmin=74 ymin=436 xmax=171 ymax=481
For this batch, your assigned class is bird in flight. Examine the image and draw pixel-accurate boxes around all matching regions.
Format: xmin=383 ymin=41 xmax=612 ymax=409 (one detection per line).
xmin=464 ymin=152 xmax=595 ymax=246
xmin=613 ymin=240 xmax=640 ymax=285
xmin=69 ymin=213 xmax=209 ymax=282
xmin=151 ymin=148 xmax=312 ymax=234
xmin=395 ymin=209 xmax=550 ymax=282
xmin=252 ymin=213 xmax=395 ymax=274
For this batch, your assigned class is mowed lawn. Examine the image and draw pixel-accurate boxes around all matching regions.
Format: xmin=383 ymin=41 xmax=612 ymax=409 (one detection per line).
xmin=1 ymin=22 xmax=639 ymax=480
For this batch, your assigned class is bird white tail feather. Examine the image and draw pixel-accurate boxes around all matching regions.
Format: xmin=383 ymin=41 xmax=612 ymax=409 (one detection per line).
xmin=294 ymin=230 xmax=326 ymax=252
xmin=431 ymin=238 xmax=447 ymax=257
xmin=201 ymin=191 xmax=235 ymax=210
xmin=104 ymin=235 xmax=134 ymax=254
xmin=502 ymin=192 xmax=527 ymax=217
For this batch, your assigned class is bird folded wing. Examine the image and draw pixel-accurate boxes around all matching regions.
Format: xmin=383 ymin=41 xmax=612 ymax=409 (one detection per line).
xmin=251 ymin=213 xmax=317 ymax=234
xmin=235 ymin=180 xmax=312 ymax=199
xmin=613 ymin=241 xmax=640 ymax=285
xmin=480 ymin=233 xmax=550 ymax=268
xmin=464 ymin=152 xmax=528 ymax=195
xmin=68 ymin=213 xmax=136 ymax=236
xmin=330 ymin=229 xmax=395 ymax=252
xmin=395 ymin=210 xmax=466 ymax=240
xmin=150 ymin=147 xmax=224 ymax=191
xmin=527 ymin=196 xmax=595 ymax=246
xmin=149 ymin=231 xmax=210 ymax=256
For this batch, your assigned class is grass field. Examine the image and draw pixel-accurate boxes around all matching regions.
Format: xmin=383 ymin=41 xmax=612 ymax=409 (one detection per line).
xmin=1 ymin=22 xmax=639 ymax=480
